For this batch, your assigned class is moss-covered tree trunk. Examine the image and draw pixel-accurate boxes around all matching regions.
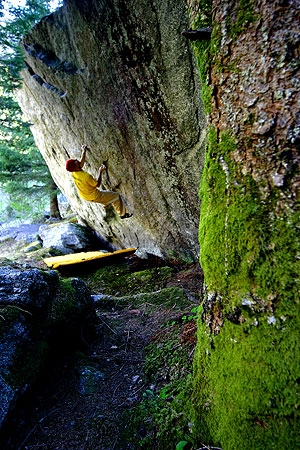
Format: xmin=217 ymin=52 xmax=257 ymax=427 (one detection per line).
xmin=189 ymin=0 xmax=300 ymax=448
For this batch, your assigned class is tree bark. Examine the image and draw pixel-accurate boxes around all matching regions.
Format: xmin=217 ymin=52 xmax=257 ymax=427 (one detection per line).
xmin=49 ymin=180 xmax=61 ymax=219
xmin=191 ymin=0 xmax=300 ymax=448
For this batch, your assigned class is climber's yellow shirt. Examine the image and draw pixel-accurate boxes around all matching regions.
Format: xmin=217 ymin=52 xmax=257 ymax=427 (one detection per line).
xmin=72 ymin=170 xmax=99 ymax=201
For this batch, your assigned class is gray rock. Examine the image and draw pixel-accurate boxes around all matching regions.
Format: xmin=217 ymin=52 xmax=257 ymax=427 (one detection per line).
xmin=0 ymin=266 xmax=59 ymax=309
xmin=17 ymin=0 xmax=205 ymax=262
xmin=77 ymin=366 xmax=105 ymax=395
xmin=0 ymin=223 xmax=41 ymax=244
xmin=0 ymin=266 xmax=94 ymax=430
xmin=38 ymin=222 xmax=105 ymax=255
xmin=23 ymin=240 xmax=43 ymax=253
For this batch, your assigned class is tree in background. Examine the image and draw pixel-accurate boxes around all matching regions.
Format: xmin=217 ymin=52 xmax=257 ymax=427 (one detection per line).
xmin=0 ymin=0 xmax=62 ymax=222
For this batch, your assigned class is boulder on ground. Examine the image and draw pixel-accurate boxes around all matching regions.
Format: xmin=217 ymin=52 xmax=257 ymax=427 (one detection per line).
xmin=0 ymin=266 xmax=94 ymax=430
xmin=38 ymin=222 xmax=108 ymax=255
xmin=23 ymin=240 xmax=43 ymax=253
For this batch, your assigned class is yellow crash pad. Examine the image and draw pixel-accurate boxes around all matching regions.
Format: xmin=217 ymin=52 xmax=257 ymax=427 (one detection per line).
xmin=43 ymin=248 xmax=136 ymax=269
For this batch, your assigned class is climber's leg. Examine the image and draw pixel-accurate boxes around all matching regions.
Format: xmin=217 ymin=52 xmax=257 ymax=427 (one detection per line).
xmin=91 ymin=190 xmax=126 ymax=217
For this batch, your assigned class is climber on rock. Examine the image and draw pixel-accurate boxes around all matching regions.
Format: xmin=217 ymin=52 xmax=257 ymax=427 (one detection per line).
xmin=66 ymin=144 xmax=132 ymax=219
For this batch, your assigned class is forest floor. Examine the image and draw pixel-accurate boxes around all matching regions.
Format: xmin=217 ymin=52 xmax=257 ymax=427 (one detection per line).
xmin=0 ymin=231 xmax=204 ymax=450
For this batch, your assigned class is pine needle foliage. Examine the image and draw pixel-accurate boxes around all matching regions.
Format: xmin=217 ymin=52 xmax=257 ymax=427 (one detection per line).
xmin=0 ymin=0 xmax=62 ymax=222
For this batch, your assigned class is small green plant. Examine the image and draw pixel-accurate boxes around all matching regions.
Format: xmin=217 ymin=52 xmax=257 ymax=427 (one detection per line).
xmin=175 ymin=441 xmax=189 ymax=450
xmin=143 ymin=389 xmax=155 ymax=399
xmin=181 ymin=307 xmax=198 ymax=323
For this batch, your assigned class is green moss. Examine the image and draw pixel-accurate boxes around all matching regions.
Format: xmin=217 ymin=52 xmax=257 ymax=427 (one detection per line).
xmin=136 ymin=286 xmax=190 ymax=309
xmin=124 ymin=318 xmax=197 ymax=449
xmin=190 ymin=306 xmax=300 ymax=449
xmin=125 ymin=267 xmax=175 ymax=294
xmin=49 ymin=278 xmax=77 ymax=322
xmin=199 ymin=129 xmax=233 ymax=293
xmin=191 ymin=38 xmax=213 ymax=115
xmin=9 ymin=340 xmax=49 ymax=389
xmin=144 ymin=323 xmax=194 ymax=383
xmin=199 ymin=128 xmax=300 ymax=304
xmin=193 ymin=89 xmax=299 ymax=450
xmin=97 ymin=287 xmax=193 ymax=312
xmin=84 ymin=263 xmax=175 ymax=296
xmin=188 ymin=1 xmax=213 ymax=115
xmin=253 ymin=214 xmax=300 ymax=303
xmin=165 ymin=250 xmax=196 ymax=265
xmin=83 ymin=262 xmax=130 ymax=293
xmin=0 ymin=306 xmax=25 ymax=334
xmin=190 ymin=1 xmax=299 ymax=448
xmin=0 ymin=307 xmax=49 ymax=389
xmin=227 ymin=0 xmax=258 ymax=39
xmin=191 ymin=0 xmax=258 ymax=112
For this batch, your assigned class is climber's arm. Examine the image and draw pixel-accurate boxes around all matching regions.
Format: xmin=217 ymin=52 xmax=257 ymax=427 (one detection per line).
xmin=96 ymin=164 xmax=106 ymax=187
xmin=79 ymin=144 xmax=88 ymax=168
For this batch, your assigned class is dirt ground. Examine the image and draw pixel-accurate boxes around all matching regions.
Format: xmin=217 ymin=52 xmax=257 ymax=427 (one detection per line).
xmin=0 ymin=237 xmax=204 ymax=450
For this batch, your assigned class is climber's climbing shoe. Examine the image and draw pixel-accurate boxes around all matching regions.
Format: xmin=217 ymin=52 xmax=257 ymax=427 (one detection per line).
xmin=121 ymin=213 xmax=133 ymax=219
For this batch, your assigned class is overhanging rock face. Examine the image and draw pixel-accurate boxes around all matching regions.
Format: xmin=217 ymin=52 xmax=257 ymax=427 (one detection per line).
xmin=17 ymin=0 xmax=206 ymax=261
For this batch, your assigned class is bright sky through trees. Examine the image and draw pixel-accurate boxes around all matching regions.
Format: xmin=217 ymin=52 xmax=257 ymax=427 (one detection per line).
xmin=1 ymin=0 xmax=61 ymax=22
